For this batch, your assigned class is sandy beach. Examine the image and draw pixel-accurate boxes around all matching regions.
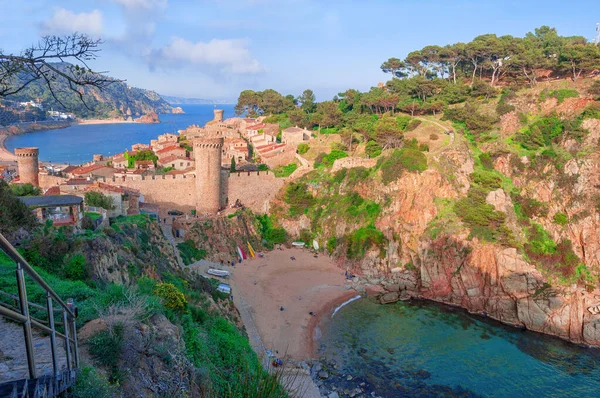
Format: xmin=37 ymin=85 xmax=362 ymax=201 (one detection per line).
xmin=0 ymin=135 xmax=17 ymax=162
xmin=76 ymin=119 xmax=135 ymax=125
xmin=230 ymin=248 xmax=356 ymax=361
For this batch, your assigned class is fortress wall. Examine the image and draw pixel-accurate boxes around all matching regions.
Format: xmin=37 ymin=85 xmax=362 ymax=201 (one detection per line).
xmin=39 ymin=174 xmax=68 ymax=190
xmin=227 ymin=171 xmax=284 ymax=213
xmin=111 ymin=177 xmax=197 ymax=209
xmin=331 ymin=157 xmax=378 ymax=172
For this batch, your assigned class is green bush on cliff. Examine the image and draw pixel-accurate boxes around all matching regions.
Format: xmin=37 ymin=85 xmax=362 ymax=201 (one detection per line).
xmin=297 ymin=143 xmax=310 ymax=154
xmin=154 ymin=283 xmax=188 ymax=312
xmin=553 ymin=212 xmax=569 ymax=226
xmin=177 ymin=240 xmax=207 ymax=265
xmin=345 ymin=225 xmax=385 ymax=259
xmin=517 ymin=114 xmax=564 ymax=150
xmin=284 ymin=182 xmax=315 ymax=216
xmin=273 ymin=162 xmax=297 ymax=178
xmin=88 ymin=324 xmax=125 ymax=383
xmin=314 ymin=149 xmax=348 ymax=168
xmin=365 ymin=140 xmax=382 ymax=158
xmin=377 ymin=147 xmax=427 ymax=184
xmin=540 ymin=88 xmax=579 ymax=104
xmin=64 ymin=254 xmax=88 ymax=280
xmin=0 ymin=180 xmax=37 ymax=235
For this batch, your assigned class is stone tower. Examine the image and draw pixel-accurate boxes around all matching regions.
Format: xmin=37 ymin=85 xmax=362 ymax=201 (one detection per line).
xmin=194 ymin=137 xmax=224 ymax=213
xmin=213 ymin=109 xmax=224 ymax=123
xmin=15 ymin=147 xmax=39 ymax=187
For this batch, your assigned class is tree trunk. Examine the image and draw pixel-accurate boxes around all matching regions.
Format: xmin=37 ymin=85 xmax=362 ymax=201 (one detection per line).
xmin=470 ymin=60 xmax=478 ymax=86
xmin=452 ymin=63 xmax=457 ymax=84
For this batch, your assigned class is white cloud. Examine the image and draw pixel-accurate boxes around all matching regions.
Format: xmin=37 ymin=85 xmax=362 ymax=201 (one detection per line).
xmin=149 ymin=37 xmax=265 ymax=75
xmin=41 ymin=8 xmax=103 ymax=36
xmin=111 ymin=0 xmax=168 ymax=11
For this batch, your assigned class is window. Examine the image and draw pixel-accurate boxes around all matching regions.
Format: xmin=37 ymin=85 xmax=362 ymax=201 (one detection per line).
xmin=180 ymin=162 xmax=183 ymax=167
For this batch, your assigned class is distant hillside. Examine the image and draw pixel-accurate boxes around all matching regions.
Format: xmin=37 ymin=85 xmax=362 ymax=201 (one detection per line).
xmin=4 ymin=63 xmax=174 ymax=119
xmin=161 ymin=95 xmax=230 ymax=105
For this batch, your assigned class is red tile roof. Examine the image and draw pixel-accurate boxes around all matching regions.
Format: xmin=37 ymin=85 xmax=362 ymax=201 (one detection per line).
xmin=156 ymin=145 xmax=185 ymax=155
xmin=70 ymin=163 xmax=111 ymax=175
xmin=157 ymin=155 xmax=190 ymax=164
xmin=66 ymin=178 xmax=93 ymax=185
xmin=44 ymin=186 xmax=60 ymax=196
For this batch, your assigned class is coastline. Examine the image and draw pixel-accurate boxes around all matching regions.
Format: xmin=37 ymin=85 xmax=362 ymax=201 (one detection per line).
xmin=0 ymin=134 xmax=17 ymax=162
xmin=76 ymin=118 xmax=135 ymax=125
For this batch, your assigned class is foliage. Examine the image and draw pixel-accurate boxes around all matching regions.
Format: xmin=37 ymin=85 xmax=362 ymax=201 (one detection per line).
xmin=125 ymin=149 xmax=158 ymax=168
xmin=540 ymin=88 xmax=579 ymax=104
xmin=524 ymin=224 xmax=580 ymax=279
xmin=230 ymin=157 xmax=236 ymax=172
xmin=273 ymin=163 xmax=297 ymax=178
xmin=297 ymin=143 xmax=309 ymax=154
xmin=345 ymin=226 xmax=385 ymax=259
xmin=553 ymin=212 xmax=569 ymax=226
xmin=442 ymin=101 xmax=496 ymax=135
xmin=376 ymin=147 xmax=427 ymax=184
xmin=72 ymin=366 xmax=118 ymax=398
xmin=177 ymin=240 xmax=207 ymax=265
xmin=64 ymin=254 xmax=88 ymax=280
xmin=88 ymin=324 xmax=124 ymax=382
xmin=0 ymin=180 xmax=37 ymax=235
xmin=154 ymin=283 xmax=187 ymax=311
xmin=365 ymin=140 xmax=382 ymax=158
xmin=284 ymin=183 xmax=315 ymax=216
xmin=10 ymin=183 xmax=41 ymax=197
xmin=516 ymin=114 xmax=564 ymax=150
xmin=256 ymin=214 xmax=286 ymax=247
xmin=257 ymin=164 xmax=269 ymax=171
xmin=84 ymin=191 xmax=115 ymax=210
xmin=512 ymin=194 xmax=549 ymax=218
xmin=314 ymin=150 xmax=348 ymax=168
xmin=479 ymin=152 xmax=494 ymax=170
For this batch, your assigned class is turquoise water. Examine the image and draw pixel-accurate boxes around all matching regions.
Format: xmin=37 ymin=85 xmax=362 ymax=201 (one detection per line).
xmin=5 ymin=104 xmax=235 ymax=164
xmin=319 ymin=298 xmax=600 ymax=397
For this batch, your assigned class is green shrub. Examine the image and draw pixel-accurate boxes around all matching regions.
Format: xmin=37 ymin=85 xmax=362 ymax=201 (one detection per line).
xmin=479 ymin=152 xmax=494 ymax=170
xmin=154 ymin=283 xmax=187 ymax=311
xmin=273 ymin=163 xmax=297 ymax=178
xmin=73 ymin=366 xmax=118 ymax=398
xmin=553 ymin=212 xmax=569 ymax=226
xmin=365 ymin=140 xmax=382 ymax=158
xmin=10 ymin=183 xmax=41 ymax=197
xmin=512 ymin=194 xmax=549 ymax=218
xmin=0 ymin=180 xmax=37 ymax=235
xmin=84 ymin=191 xmax=115 ymax=210
xmin=284 ymin=183 xmax=315 ymax=216
xmin=326 ymin=237 xmax=338 ymax=253
xmin=541 ymin=89 xmax=579 ymax=104
xmin=267 ymin=228 xmax=286 ymax=244
xmin=472 ymin=170 xmax=502 ymax=190
xmin=524 ymin=225 xmax=580 ymax=279
xmin=297 ymin=143 xmax=310 ymax=154
xmin=315 ymin=150 xmax=348 ymax=168
xmin=88 ymin=324 xmax=124 ymax=382
xmin=345 ymin=225 xmax=385 ymax=259
xmin=496 ymin=102 xmax=515 ymax=116
xmin=376 ymin=147 xmax=427 ymax=185
xmin=257 ymin=164 xmax=269 ymax=171
xmin=517 ymin=114 xmax=564 ymax=150
xmin=64 ymin=254 xmax=88 ymax=281
xmin=405 ymin=119 xmax=422 ymax=131
xmin=177 ymin=240 xmax=207 ymax=265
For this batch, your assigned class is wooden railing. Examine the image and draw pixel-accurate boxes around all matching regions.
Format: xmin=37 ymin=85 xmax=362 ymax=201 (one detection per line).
xmin=0 ymin=233 xmax=79 ymax=386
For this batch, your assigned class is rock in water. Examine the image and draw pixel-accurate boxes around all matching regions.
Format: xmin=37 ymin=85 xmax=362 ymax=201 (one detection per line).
xmin=318 ymin=370 xmax=329 ymax=379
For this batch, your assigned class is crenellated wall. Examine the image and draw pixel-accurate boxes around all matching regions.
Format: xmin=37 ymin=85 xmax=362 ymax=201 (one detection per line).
xmin=90 ymin=171 xmax=284 ymax=214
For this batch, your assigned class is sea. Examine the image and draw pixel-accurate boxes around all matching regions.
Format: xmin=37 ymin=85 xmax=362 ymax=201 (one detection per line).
xmin=4 ymin=104 xmax=235 ymax=164
xmin=318 ymin=297 xmax=600 ymax=397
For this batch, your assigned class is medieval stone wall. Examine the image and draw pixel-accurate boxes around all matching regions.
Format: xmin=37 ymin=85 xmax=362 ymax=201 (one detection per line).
xmin=226 ymin=171 xmax=284 ymax=213
xmin=39 ymin=174 xmax=68 ymax=190
xmin=331 ymin=157 xmax=378 ymax=172
xmin=99 ymin=175 xmax=197 ymax=210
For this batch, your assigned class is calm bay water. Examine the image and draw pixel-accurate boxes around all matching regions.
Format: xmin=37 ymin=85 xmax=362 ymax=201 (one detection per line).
xmin=319 ymin=298 xmax=600 ymax=397
xmin=5 ymin=104 xmax=235 ymax=164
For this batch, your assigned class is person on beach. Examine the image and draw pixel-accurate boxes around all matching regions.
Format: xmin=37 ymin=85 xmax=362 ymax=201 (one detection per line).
xmin=280 ymin=306 xmax=284 ymax=311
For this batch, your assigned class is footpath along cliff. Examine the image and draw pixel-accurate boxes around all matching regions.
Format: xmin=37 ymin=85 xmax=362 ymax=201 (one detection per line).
xmin=270 ymin=79 xmax=600 ymax=347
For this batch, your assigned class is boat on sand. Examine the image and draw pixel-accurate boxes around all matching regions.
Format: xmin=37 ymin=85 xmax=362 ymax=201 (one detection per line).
xmin=207 ymin=269 xmax=230 ymax=278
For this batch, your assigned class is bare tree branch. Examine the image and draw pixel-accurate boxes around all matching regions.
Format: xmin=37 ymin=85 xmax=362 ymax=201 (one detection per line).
xmin=0 ymin=33 xmax=122 ymax=110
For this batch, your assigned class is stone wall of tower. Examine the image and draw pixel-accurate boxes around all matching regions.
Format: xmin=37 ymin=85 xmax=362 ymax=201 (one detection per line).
xmin=15 ymin=147 xmax=39 ymax=187
xmin=194 ymin=137 xmax=224 ymax=213
xmin=213 ymin=109 xmax=224 ymax=123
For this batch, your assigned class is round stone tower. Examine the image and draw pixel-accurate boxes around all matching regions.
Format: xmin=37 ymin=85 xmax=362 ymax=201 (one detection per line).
xmin=194 ymin=137 xmax=224 ymax=214
xmin=213 ymin=109 xmax=224 ymax=123
xmin=15 ymin=147 xmax=39 ymax=187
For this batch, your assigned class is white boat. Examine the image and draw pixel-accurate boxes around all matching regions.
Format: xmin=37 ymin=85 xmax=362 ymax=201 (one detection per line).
xmin=313 ymin=240 xmax=319 ymax=250
xmin=207 ymin=268 xmax=230 ymax=278
xmin=217 ymin=283 xmax=231 ymax=294
xmin=292 ymin=241 xmax=305 ymax=247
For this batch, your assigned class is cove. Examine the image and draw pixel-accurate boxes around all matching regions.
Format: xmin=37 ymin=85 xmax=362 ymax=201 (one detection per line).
xmin=318 ymin=297 xmax=600 ymax=397
xmin=5 ymin=104 xmax=235 ymax=164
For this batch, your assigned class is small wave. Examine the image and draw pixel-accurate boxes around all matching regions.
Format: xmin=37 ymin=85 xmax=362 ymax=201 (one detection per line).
xmin=331 ymin=295 xmax=361 ymax=318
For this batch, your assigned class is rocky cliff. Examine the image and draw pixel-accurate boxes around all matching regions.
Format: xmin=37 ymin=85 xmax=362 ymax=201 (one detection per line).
xmin=271 ymin=79 xmax=600 ymax=347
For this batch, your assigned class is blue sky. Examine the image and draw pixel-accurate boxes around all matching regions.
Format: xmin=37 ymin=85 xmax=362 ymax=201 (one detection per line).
xmin=0 ymin=0 xmax=597 ymax=102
